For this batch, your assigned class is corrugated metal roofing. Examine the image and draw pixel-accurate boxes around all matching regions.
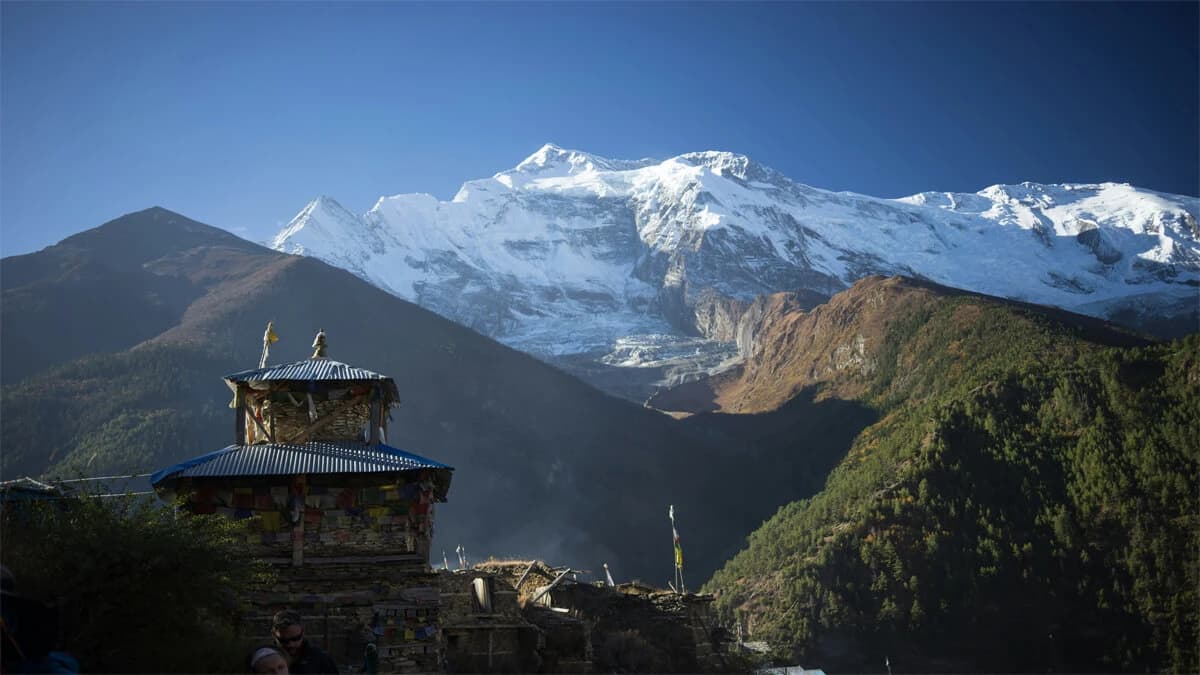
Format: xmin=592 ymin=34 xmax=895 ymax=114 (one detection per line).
xmin=151 ymin=442 xmax=452 ymax=487
xmin=225 ymin=359 xmax=392 ymax=384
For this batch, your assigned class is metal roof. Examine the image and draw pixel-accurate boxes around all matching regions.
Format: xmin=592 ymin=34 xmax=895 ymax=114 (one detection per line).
xmin=151 ymin=442 xmax=453 ymax=496
xmin=225 ymin=358 xmax=392 ymax=384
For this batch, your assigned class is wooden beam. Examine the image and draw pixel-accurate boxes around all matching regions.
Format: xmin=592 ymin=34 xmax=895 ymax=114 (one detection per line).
xmin=292 ymin=474 xmax=306 ymax=567
xmin=514 ymin=561 xmax=536 ymax=590
xmin=381 ymin=388 xmax=390 ymax=440
xmin=281 ymin=554 xmax=425 ymax=565
xmin=368 ymin=392 xmax=381 ymax=444
xmin=529 ymin=568 xmax=574 ymax=605
xmin=234 ymin=386 xmax=246 ymax=445
xmin=244 ymin=400 xmax=274 ymax=443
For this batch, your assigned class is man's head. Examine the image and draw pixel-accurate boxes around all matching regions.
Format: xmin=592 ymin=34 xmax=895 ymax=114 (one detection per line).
xmin=271 ymin=610 xmax=305 ymax=659
xmin=248 ymin=645 xmax=290 ymax=675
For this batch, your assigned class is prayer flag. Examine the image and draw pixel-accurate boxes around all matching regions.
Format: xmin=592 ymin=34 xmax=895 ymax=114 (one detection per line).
xmin=670 ymin=505 xmax=683 ymax=569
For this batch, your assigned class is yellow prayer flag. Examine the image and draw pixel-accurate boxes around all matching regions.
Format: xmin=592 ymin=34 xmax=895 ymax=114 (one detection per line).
xmin=260 ymin=511 xmax=282 ymax=531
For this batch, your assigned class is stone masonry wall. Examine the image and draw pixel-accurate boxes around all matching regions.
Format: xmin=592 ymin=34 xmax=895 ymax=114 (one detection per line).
xmin=181 ymin=473 xmax=437 ymax=560
xmin=182 ymin=472 xmax=443 ymax=672
xmin=244 ymin=565 xmax=443 ymax=673
xmin=262 ymin=397 xmax=372 ymax=443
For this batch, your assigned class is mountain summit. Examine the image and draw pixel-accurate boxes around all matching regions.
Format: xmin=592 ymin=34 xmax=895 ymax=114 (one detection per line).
xmin=507 ymin=143 xmax=657 ymax=180
xmin=271 ymin=146 xmax=1200 ymax=399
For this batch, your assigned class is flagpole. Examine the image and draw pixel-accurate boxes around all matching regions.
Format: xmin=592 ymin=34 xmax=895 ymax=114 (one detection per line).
xmin=670 ymin=505 xmax=686 ymax=594
xmin=260 ymin=321 xmax=279 ymax=368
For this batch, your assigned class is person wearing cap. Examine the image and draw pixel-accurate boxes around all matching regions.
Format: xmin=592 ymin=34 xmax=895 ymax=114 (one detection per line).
xmin=271 ymin=610 xmax=339 ymax=674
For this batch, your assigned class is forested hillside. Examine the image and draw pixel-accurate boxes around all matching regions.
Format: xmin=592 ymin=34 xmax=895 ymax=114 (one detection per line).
xmin=698 ymin=279 xmax=1198 ymax=672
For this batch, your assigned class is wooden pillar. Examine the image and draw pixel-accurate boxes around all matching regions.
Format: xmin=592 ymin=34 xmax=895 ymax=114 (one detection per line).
xmin=369 ymin=386 xmax=382 ymax=445
xmin=381 ymin=386 xmax=389 ymax=442
xmin=292 ymin=474 xmax=307 ymax=567
xmin=234 ymin=385 xmax=246 ymax=445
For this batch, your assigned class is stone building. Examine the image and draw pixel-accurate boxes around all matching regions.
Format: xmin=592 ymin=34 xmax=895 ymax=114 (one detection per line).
xmin=469 ymin=560 xmax=729 ymax=673
xmin=151 ymin=345 xmax=453 ymax=673
xmin=438 ymin=568 xmax=545 ymax=673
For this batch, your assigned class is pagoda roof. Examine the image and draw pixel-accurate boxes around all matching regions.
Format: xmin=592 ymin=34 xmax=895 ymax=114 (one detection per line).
xmin=226 ymin=358 xmax=391 ymax=383
xmin=151 ymin=441 xmax=453 ymax=501
xmin=224 ymin=358 xmax=400 ymax=400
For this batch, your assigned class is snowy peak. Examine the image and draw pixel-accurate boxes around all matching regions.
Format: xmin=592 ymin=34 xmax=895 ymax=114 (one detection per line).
xmin=513 ymin=143 xmax=588 ymax=173
xmin=270 ymin=195 xmax=393 ymax=285
xmin=896 ymin=181 xmax=1200 ymax=248
xmin=504 ymin=143 xmax=657 ymax=183
xmin=675 ymin=151 xmax=782 ymax=185
xmin=271 ymin=195 xmax=361 ymax=251
xmin=299 ymin=195 xmax=356 ymax=221
xmin=270 ymin=144 xmax=1200 ymax=398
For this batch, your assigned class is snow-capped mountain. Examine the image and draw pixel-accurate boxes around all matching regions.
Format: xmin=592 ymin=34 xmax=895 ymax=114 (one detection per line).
xmin=272 ymin=144 xmax=1200 ymax=399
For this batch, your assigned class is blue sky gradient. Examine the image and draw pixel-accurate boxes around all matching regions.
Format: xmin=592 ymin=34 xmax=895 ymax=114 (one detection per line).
xmin=2 ymin=1 xmax=1196 ymax=255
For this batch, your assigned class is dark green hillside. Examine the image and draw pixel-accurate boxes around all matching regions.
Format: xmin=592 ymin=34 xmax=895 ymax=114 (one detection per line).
xmin=1 ymin=343 xmax=231 ymax=479
xmin=0 ymin=207 xmax=266 ymax=384
xmin=666 ymin=277 xmax=1157 ymax=591
xmin=704 ymin=327 xmax=1198 ymax=671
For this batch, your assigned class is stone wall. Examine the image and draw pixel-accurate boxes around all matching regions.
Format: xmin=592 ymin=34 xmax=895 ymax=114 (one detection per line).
xmin=522 ymin=607 xmax=593 ymax=674
xmin=242 ymin=564 xmax=443 ymax=673
xmin=181 ymin=472 xmax=442 ymax=672
xmin=299 ymin=475 xmax=436 ymax=559
xmin=468 ymin=561 xmax=736 ymax=673
xmin=439 ymin=570 xmax=542 ymax=673
xmin=180 ymin=473 xmax=437 ymax=561
xmin=262 ymin=396 xmax=372 ymax=443
xmin=547 ymin=584 xmax=726 ymax=673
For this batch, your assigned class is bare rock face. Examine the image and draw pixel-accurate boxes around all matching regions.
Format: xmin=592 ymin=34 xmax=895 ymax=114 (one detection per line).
xmin=832 ymin=334 xmax=876 ymax=377
xmin=687 ymin=290 xmax=748 ymax=343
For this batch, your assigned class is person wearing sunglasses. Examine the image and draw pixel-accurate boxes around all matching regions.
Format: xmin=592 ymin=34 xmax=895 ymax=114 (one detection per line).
xmin=271 ymin=610 xmax=339 ymax=674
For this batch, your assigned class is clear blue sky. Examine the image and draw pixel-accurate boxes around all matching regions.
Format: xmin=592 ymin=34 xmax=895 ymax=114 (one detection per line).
xmin=2 ymin=1 xmax=1197 ymax=256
